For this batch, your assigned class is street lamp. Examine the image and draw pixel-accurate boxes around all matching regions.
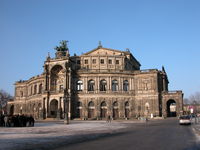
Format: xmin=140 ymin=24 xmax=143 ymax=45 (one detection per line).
xmin=64 ymin=89 xmax=69 ymax=124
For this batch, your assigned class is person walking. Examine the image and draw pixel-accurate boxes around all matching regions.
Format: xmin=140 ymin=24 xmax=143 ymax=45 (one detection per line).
xmin=4 ymin=115 xmax=8 ymax=127
xmin=107 ymin=115 xmax=111 ymax=123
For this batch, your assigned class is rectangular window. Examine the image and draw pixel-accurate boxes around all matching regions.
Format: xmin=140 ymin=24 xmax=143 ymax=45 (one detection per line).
xmin=100 ymin=59 xmax=104 ymax=64
xmin=85 ymin=59 xmax=88 ymax=64
xmin=116 ymin=60 xmax=119 ymax=64
xmin=109 ymin=59 xmax=112 ymax=64
xmin=92 ymin=59 xmax=96 ymax=64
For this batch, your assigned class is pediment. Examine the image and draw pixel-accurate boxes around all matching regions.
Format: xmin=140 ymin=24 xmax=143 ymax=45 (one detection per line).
xmin=82 ymin=47 xmax=126 ymax=56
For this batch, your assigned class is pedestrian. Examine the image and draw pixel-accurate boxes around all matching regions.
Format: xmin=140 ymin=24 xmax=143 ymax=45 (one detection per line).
xmin=4 ymin=115 xmax=8 ymax=127
xmin=107 ymin=115 xmax=111 ymax=123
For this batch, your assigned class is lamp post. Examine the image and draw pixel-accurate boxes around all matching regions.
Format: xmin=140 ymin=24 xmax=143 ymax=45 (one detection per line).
xmin=64 ymin=89 xmax=69 ymax=124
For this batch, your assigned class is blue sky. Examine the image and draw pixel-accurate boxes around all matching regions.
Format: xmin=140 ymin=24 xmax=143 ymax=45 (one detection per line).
xmin=0 ymin=0 xmax=200 ymax=98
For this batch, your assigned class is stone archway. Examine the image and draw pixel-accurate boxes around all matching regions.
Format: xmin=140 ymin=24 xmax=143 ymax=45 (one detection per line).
xmin=76 ymin=101 xmax=82 ymax=118
xmin=10 ymin=105 xmax=14 ymax=115
xmin=113 ymin=101 xmax=119 ymax=119
xmin=50 ymin=99 xmax=58 ymax=118
xmin=167 ymin=99 xmax=176 ymax=117
xmin=88 ymin=101 xmax=95 ymax=119
xmin=100 ymin=101 xmax=107 ymax=119
xmin=125 ymin=101 xmax=130 ymax=119
xmin=38 ymin=103 xmax=42 ymax=119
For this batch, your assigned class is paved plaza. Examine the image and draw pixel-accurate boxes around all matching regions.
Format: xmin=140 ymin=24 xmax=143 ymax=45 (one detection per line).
xmin=0 ymin=119 xmax=200 ymax=150
xmin=0 ymin=120 xmax=139 ymax=150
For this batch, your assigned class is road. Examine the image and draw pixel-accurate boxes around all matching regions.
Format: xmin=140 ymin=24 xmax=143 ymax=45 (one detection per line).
xmin=55 ymin=118 xmax=200 ymax=150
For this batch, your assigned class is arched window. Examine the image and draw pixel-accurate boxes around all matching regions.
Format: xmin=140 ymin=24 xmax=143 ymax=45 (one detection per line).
xmin=30 ymin=86 xmax=32 ymax=95
xmin=125 ymin=101 xmax=129 ymax=107
xmin=123 ymin=80 xmax=129 ymax=91
xmin=88 ymin=101 xmax=94 ymax=107
xmin=113 ymin=101 xmax=118 ymax=107
xmin=101 ymin=101 xmax=107 ymax=107
xmin=77 ymin=80 xmax=83 ymax=91
xmin=100 ymin=80 xmax=107 ymax=91
xmin=112 ymin=80 xmax=118 ymax=91
xmin=77 ymin=101 xmax=82 ymax=107
xmin=20 ymin=91 xmax=23 ymax=97
xmin=34 ymin=85 xmax=37 ymax=95
xmin=88 ymin=80 xmax=95 ymax=91
xmin=38 ymin=84 xmax=42 ymax=94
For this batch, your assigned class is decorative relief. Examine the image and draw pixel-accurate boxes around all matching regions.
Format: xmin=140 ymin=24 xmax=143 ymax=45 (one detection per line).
xmin=138 ymin=78 xmax=153 ymax=91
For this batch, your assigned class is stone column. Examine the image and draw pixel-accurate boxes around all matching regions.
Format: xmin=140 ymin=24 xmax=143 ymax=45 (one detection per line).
xmin=95 ymin=77 xmax=98 ymax=93
xmin=61 ymin=97 xmax=64 ymax=119
xmin=68 ymin=68 xmax=72 ymax=119
xmin=109 ymin=76 xmax=112 ymax=92
xmin=46 ymin=98 xmax=50 ymax=118
xmin=42 ymin=98 xmax=46 ymax=119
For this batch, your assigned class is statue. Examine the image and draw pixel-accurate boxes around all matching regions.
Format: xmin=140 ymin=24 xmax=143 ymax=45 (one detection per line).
xmin=54 ymin=40 xmax=69 ymax=52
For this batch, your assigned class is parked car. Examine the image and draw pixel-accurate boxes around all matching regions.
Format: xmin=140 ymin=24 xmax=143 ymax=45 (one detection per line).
xmin=179 ymin=115 xmax=191 ymax=125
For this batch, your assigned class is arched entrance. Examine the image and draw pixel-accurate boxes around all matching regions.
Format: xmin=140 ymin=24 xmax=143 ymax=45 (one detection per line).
xmin=125 ymin=101 xmax=130 ymax=119
xmin=10 ymin=105 xmax=14 ymax=115
xmin=38 ymin=103 xmax=42 ymax=119
xmin=76 ymin=101 xmax=82 ymax=118
xmin=50 ymin=99 xmax=58 ymax=118
xmin=100 ymin=101 xmax=107 ymax=119
xmin=167 ymin=99 xmax=176 ymax=117
xmin=88 ymin=101 xmax=95 ymax=119
xmin=113 ymin=101 xmax=119 ymax=119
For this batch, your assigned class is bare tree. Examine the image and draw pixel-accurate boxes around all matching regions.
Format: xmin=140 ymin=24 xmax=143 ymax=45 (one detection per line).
xmin=183 ymin=98 xmax=190 ymax=105
xmin=189 ymin=92 xmax=200 ymax=104
xmin=0 ymin=89 xmax=13 ymax=114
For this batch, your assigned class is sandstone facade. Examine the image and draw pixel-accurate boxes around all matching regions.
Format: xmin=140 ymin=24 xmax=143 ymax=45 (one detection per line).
xmin=7 ymin=42 xmax=183 ymax=120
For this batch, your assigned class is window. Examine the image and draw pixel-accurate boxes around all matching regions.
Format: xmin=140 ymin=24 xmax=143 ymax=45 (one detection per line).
xmin=109 ymin=59 xmax=112 ymax=64
xmin=77 ymin=101 xmax=82 ymax=107
xmin=38 ymin=84 xmax=42 ymax=94
xmin=100 ymin=59 xmax=104 ymax=64
xmin=125 ymin=101 xmax=129 ymax=107
xmin=100 ymin=80 xmax=107 ymax=91
xmin=85 ymin=59 xmax=88 ymax=64
xmin=34 ymin=85 xmax=37 ymax=95
xmin=77 ymin=80 xmax=83 ymax=91
xmin=116 ymin=60 xmax=119 ymax=64
xmin=123 ymin=80 xmax=129 ymax=91
xmin=92 ymin=59 xmax=96 ymax=64
xmin=30 ymin=86 xmax=32 ymax=95
xmin=20 ymin=91 xmax=23 ymax=97
xmin=88 ymin=80 xmax=95 ymax=91
xmin=112 ymin=80 xmax=118 ymax=91
xmin=88 ymin=101 xmax=94 ymax=107
xmin=77 ymin=60 xmax=80 ymax=64
xmin=113 ymin=101 xmax=118 ymax=107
